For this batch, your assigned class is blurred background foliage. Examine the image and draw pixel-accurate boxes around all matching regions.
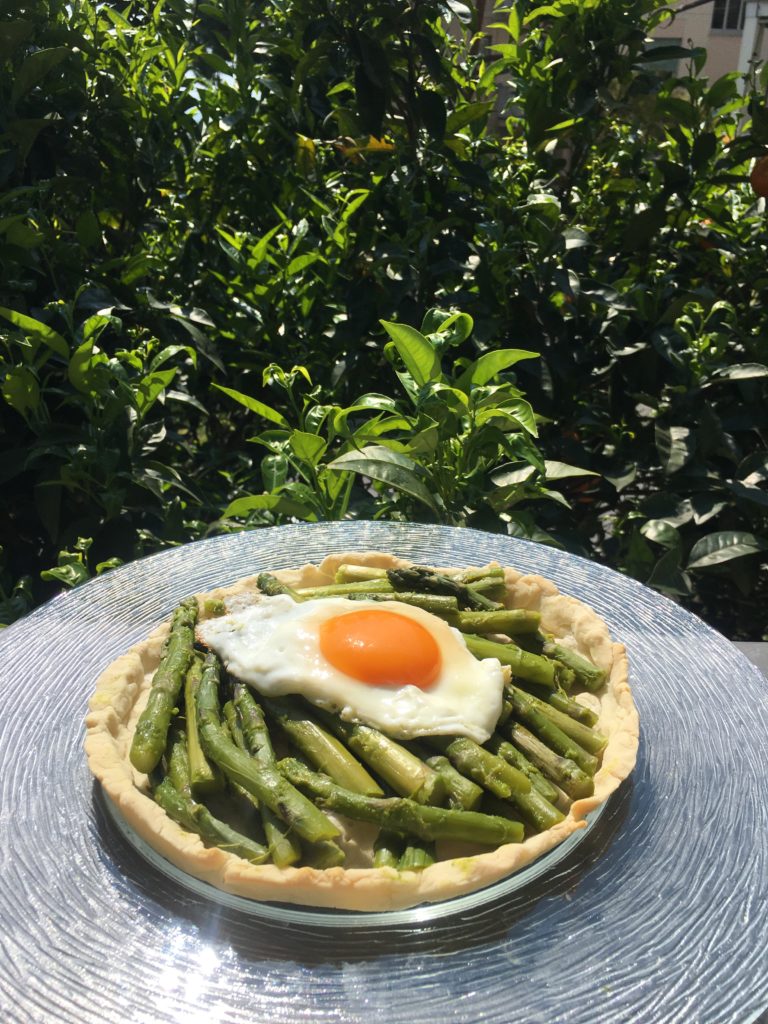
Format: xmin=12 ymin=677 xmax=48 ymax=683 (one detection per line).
xmin=1 ymin=0 xmax=767 ymax=637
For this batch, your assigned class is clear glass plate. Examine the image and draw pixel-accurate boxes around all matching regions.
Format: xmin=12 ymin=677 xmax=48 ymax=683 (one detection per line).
xmin=1 ymin=521 xmax=767 ymax=1024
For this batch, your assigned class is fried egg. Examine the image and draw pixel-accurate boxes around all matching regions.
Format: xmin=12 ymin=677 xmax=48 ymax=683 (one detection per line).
xmin=197 ymin=596 xmax=505 ymax=743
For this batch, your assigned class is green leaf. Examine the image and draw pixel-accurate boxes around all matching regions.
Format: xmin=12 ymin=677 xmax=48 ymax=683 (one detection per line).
xmin=541 ymin=460 xmax=598 ymax=481
xmin=457 ymin=349 xmax=538 ymax=391
xmin=2 ymin=366 xmax=40 ymax=418
xmin=212 ymin=384 xmax=289 ymax=427
xmin=640 ymin=520 xmax=680 ymax=548
xmin=647 ymin=549 xmax=692 ymax=596
xmin=68 ymin=337 xmax=110 ymax=394
xmin=445 ymin=101 xmax=493 ymax=134
xmin=222 ymin=493 xmax=317 ymax=521
xmin=380 ymin=320 xmax=442 ymax=386
xmin=690 ymin=493 xmax=727 ymax=525
xmin=286 ymin=252 xmax=324 ymax=276
xmin=687 ymin=531 xmax=768 ymax=569
xmin=478 ymin=399 xmax=538 ymax=436
xmin=12 ymin=47 xmax=71 ymax=104
xmin=40 ymin=563 xmax=90 ymax=588
xmin=0 ymin=307 xmax=69 ymax=360
xmin=134 ymin=369 xmax=177 ymax=417
xmin=416 ymin=88 xmax=447 ymax=140
xmin=261 ymin=454 xmax=289 ymax=491
xmin=705 ymin=363 xmax=768 ymax=384
xmin=328 ymin=445 xmax=440 ymax=511
xmin=727 ymin=480 xmax=768 ymax=508
xmin=289 ymin=430 xmax=328 ymax=466
xmin=656 ymin=424 xmax=694 ymax=475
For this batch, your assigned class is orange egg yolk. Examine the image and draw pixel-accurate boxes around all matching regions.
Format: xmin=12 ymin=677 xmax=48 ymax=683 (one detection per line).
xmin=318 ymin=609 xmax=441 ymax=689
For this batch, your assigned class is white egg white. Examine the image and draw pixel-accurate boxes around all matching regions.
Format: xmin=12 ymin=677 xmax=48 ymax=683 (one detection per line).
xmin=197 ymin=595 xmax=505 ymax=743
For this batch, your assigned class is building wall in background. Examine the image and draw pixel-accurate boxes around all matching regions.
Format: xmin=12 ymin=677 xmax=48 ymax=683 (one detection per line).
xmin=654 ymin=1 xmax=768 ymax=79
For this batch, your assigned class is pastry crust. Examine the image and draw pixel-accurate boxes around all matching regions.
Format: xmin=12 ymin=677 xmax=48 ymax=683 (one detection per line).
xmin=85 ymin=552 xmax=639 ymax=911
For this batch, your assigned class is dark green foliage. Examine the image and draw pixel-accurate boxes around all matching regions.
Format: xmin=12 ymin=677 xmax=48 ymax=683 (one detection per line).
xmin=1 ymin=0 xmax=767 ymax=637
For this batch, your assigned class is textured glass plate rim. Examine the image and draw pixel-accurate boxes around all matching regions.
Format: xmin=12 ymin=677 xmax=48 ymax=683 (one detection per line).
xmin=101 ymin=788 xmax=611 ymax=928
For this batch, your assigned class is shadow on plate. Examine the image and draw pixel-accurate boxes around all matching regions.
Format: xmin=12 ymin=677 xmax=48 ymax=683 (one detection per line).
xmin=91 ymin=778 xmax=634 ymax=966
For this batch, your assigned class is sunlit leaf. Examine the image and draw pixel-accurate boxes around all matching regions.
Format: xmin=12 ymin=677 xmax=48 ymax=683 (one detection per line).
xmin=0 ymin=307 xmax=68 ymax=360
xmin=328 ymin=445 xmax=440 ymax=511
xmin=222 ymin=493 xmax=317 ymax=521
xmin=213 ymin=384 xmax=289 ymax=427
xmin=289 ymin=430 xmax=327 ymax=466
xmin=687 ymin=531 xmax=768 ymax=569
xmin=456 ymin=349 xmax=538 ymax=391
xmin=380 ymin=320 xmax=442 ymax=386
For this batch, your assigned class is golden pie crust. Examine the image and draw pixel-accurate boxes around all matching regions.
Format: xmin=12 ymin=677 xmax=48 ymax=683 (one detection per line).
xmin=85 ymin=552 xmax=639 ymax=911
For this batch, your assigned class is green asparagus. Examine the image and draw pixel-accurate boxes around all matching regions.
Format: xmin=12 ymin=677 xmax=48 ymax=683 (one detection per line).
xmin=423 ymin=753 xmax=484 ymax=811
xmin=542 ymin=639 xmax=607 ymax=692
xmin=506 ymin=721 xmax=595 ymax=800
xmin=154 ymin=778 xmax=270 ymax=865
xmin=398 ymin=841 xmax=436 ymax=871
xmin=196 ymin=653 xmax=341 ymax=843
xmin=373 ymin=830 xmax=404 ymax=868
xmin=426 ymin=736 xmax=532 ymax=799
xmin=222 ymin=699 xmax=303 ymax=867
xmin=256 ymin=572 xmax=305 ymax=601
xmin=386 ymin=567 xmax=502 ymax=611
xmin=261 ymin=694 xmax=384 ymax=796
xmin=130 ymin=597 xmax=198 ymax=774
xmin=184 ymin=657 xmax=224 ymax=795
xmin=505 ymin=687 xmax=599 ymax=775
xmin=483 ymin=732 xmax=561 ymax=804
xmin=449 ymin=609 xmax=542 ymax=635
xmin=279 ymin=759 xmax=525 ymax=845
xmin=463 ymin=634 xmax=573 ymax=690
xmin=317 ymin=711 xmax=446 ymax=805
xmin=508 ymin=685 xmax=607 ymax=755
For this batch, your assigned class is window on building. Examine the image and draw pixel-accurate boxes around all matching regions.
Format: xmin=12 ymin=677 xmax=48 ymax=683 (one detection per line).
xmin=711 ymin=0 xmax=746 ymax=31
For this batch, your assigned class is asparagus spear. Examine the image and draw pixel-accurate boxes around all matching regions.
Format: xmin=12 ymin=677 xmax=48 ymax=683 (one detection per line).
xmin=260 ymin=694 xmax=384 ymax=796
xmin=343 ymin=591 xmax=460 ymax=615
xmin=226 ymin=691 xmax=347 ymax=869
xmin=507 ymin=685 xmax=607 ymax=754
xmin=279 ymin=759 xmax=524 ymax=845
xmin=373 ymin=830 xmax=404 ymax=868
xmin=222 ymin=700 xmax=303 ymax=867
xmin=387 ymin=567 xmax=502 ymax=611
xmin=427 ymin=735 xmax=564 ymax=831
xmin=505 ymin=687 xmax=598 ymax=775
xmin=302 ymin=840 xmax=346 ymax=869
xmin=256 ymin=572 xmax=305 ymax=601
xmin=153 ymin=778 xmax=270 ymax=865
xmin=196 ymin=653 xmax=340 ymax=843
xmin=426 ymin=736 xmax=532 ymax=799
xmin=449 ymin=609 xmax=542 ymax=635
xmin=334 ymin=564 xmax=505 ymax=586
xmin=297 ymin=578 xmax=395 ymax=598
xmin=542 ymin=639 xmax=607 ymax=692
xmin=483 ymin=732 xmax=561 ymax=804
xmin=398 ymin=841 xmax=436 ymax=871
xmin=423 ymin=753 xmax=484 ymax=811
xmin=463 ymin=633 xmax=573 ymax=690
xmin=513 ymin=678 xmax=601 ymax=727
xmin=130 ymin=597 xmax=198 ymax=774
xmin=185 ymin=656 xmax=224 ymax=795
xmin=510 ymin=631 xmax=607 ymax=693
xmin=158 ymin=732 xmax=270 ymax=864
xmin=506 ymin=722 xmax=595 ymax=800
xmin=316 ymin=712 xmax=446 ymax=805
xmin=547 ymin=689 xmax=600 ymax=727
